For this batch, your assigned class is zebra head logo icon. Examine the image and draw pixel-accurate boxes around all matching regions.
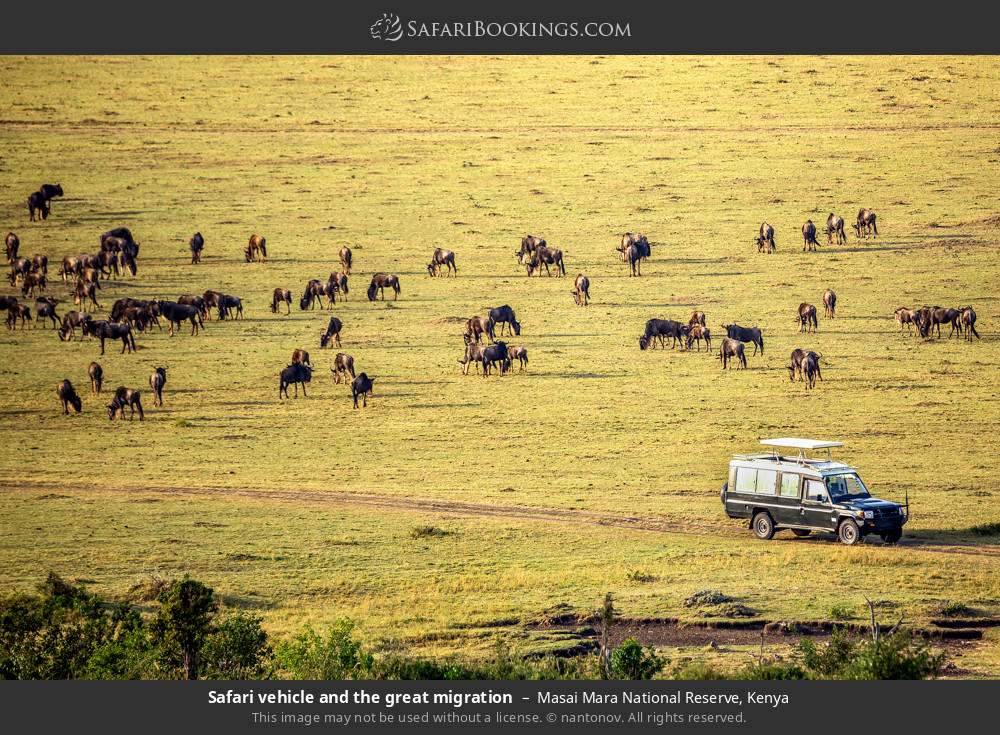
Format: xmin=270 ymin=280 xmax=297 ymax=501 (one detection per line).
xmin=370 ymin=13 xmax=403 ymax=42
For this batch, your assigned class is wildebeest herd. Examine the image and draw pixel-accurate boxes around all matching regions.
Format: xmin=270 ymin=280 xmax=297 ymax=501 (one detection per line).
xmin=2 ymin=184 xmax=989 ymax=420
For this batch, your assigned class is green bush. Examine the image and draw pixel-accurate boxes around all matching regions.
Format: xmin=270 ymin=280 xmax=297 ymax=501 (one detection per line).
xmin=610 ymin=638 xmax=665 ymax=680
xmin=201 ymin=612 xmax=273 ymax=679
xmin=274 ymin=621 xmax=373 ymax=679
xmin=799 ymin=629 xmax=944 ymax=680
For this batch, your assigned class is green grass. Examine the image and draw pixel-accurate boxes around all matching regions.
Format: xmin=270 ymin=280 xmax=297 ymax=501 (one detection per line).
xmin=1 ymin=56 xmax=999 ymax=673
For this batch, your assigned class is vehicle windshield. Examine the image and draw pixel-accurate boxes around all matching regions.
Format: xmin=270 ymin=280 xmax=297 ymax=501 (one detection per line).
xmin=825 ymin=473 xmax=870 ymax=502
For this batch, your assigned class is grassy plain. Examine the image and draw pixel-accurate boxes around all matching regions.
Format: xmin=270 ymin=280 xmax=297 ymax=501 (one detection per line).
xmin=1 ymin=56 xmax=999 ymax=674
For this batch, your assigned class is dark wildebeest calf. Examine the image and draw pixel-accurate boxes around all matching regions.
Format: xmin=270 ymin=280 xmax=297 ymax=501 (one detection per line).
xmin=802 ymin=220 xmax=820 ymax=251
xmin=756 ymin=222 xmax=776 ymax=253
xmin=189 ymin=232 xmax=205 ymax=264
xmin=826 ymin=213 xmax=847 ymax=245
xmin=5 ymin=232 xmax=20 ymax=262
xmin=788 ymin=348 xmax=806 ymax=382
xmin=427 ymin=248 xmax=457 ymax=277
xmin=481 ymin=341 xmax=510 ymax=376
xmin=526 ymin=245 xmax=566 ymax=277
xmin=854 ymin=209 xmax=878 ymax=240
xmin=722 ymin=324 xmax=764 ymax=356
xmin=58 ymin=311 xmax=93 ymax=341
xmin=367 ymin=273 xmax=401 ymax=301
xmin=34 ymin=297 xmax=59 ymax=328
xmin=572 ymin=274 xmax=590 ymax=306
xmin=685 ymin=324 xmax=712 ymax=352
xmin=797 ymin=303 xmax=818 ymax=333
xmin=107 ymin=387 xmax=144 ymax=421
xmin=320 ymin=316 xmax=343 ymax=348
xmin=331 ymin=353 xmax=356 ymax=384
xmin=279 ymin=362 xmax=312 ymax=399
xmin=639 ymin=319 xmax=688 ymax=351
xmin=271 ymin=287 xmax=292 ymax=314
xmin=719 ymin=337 xmax=748 ymax=370
xmin=823 ymin=289 xmax=837 ymax=318
xmin=507 ymin=345 xmax=528 ymax=372
xmin=245 ymin=234 xmax=267 ymax=262
xmin=486 ymin=305 xmax=520 ymax=339
xmin=149 ymin=367 xmax=167 ymax=407
xmin=89 ymin=362 xmax=103 ymax=394
xmin=803 ymin=351 xmax=823 ymax=389
xmin=218 ymin=295 xmax=244 ymax=320
xmin=57 ymin=379 xmax=82 ymax=414
xmin=352 ymin=373 xmax=375 ymax=408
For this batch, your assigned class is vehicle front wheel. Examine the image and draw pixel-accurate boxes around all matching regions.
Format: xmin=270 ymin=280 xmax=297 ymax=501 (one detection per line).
xmin=752 ymin=512 xmax=775 ymax=540
xmin=791 ymin=529 xmax=811 ymax=538
xmin=880 ymin=529 xmax=902 ymax=544
xmin=838 ymin=519 xmax=861 ymax=546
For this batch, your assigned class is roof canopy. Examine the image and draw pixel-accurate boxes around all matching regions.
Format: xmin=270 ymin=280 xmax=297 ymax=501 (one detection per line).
xmin=760 ymin=438 xmax=844 ymax=450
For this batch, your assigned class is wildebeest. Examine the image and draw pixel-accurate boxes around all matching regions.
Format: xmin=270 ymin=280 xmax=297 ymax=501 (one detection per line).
xmin=149 ymin=367 xmax=167 ymax=407
xmin=58 ymin=255 xmax=85 ymax=282
xmin=459 ymin=335 xmax=487 ymax=375
xmin=894 ymin=307 xmax=918 ymax=335
xmin=788 ymin=348 xmax=806 ymax=382
xmin=328 ymin=272 xmax=348 ymax=302
xmin=622 ymin=242 xmax=643 ymax=276
xmin=826 ymin=213 xmax=847 ymax=245
xmin=719 ymin=337 xmax=747 ymax=370
xmin=27 ymin=192 xmax=49 ymax=221
xmin=755 ymin=222 xmax=776 ymax=253
xmin=108 ymin=387 xmax=144 ymax=421
xmin=802 ymin=220 xmax=820 ymax=251
xmin=31 ymin=254 xmax=49 ymax=276
xmin=481 ymin=341 xmax=510 ymax=376
xmin=367 ymin=273 xmax=401 ymax=301
xmin=245 ymin=234 xmax=267 ymax=262
xmin=722 ymin=324 xmax=764 ymax=355
xmin=84 ymin=320 xmax=136 ymax=355
xmin=58 ymin=311 xmax=93 ymax=341
xmin=689 ymin=311 xmax=707 ymax=328
xmin=339 ymin=246 xmax=353 ymax=274
xmin=57 ymin=379 xmax=82 ymax=414
xmin=178 ymin=294 xmax=208 ymax=319
xmin=331 ymin=352 xmax=356 ymax=383
xmin=507 ymin=345 xmax=528 ymax=372
xmin=351 ymin=373 xmax=375 ymax=408
xmin=486 ymin=305 xmax=520 ymax=339
xmin=73 ymin=280 xmax=101 ymax=312
xmin=157 ymin=301 xmax=203 ymax=337
xmin=291 ymin=348 xmax=311 ymax=367
xmin=685 ymin=324 xmax=712 ymax=352
xmin=20 ymin=272 xmax=46 ymax=298
xmin=9 ymin=256 xmax=32 ymax=285
xmin=119 ymin=249 xmax=137 ymax=278
xmin=271 ymin=287 xmax=292 ymax=314
xmin=34 ymin=297 xmax=59 ymax=328
xmin=101 ymin=228 xmax=139 ymax=256
xmin=572 ymin=274 xmax=590 ymax=306
xmin=96 ymin=250 xmax=118 ymax=278
xmin=797 ymin=303 xmax=818 ymax=333
xmin=823 ymin=289 xmax=837 ymax=318
xmin=926 ymin=306 xmax=963 ymax=339
xmin=854 ymin=209 xmax=878 ymax=239
xmin=202 ymin=290 xmax=225 ymax=320
xmin=517 ymin=235 xmax=546 ymax=263
xmin=960 ymin=306 xmax=980 ymax=341
xmin=300 ymin=279 xmax=327 ymax=310
xmin=320 ymin=316 xmax=343 ymax=348
xmin=6 ymin=303 xmax=31 ymax=329
xmin=189 ymin=232 xmax=205 ymax=264
xmin=465 ymin=315 xmax=490 ymax=344
xmin=618 ymin=233 xmax=651 ymax=263
xmin=427 ymin=248 xmax=457 ymax=277
xmin=88 ymin=362 xmax=103 ymax=394
xmin=803 ymin=351 xmax=823 ymax=389
xmin=39 ymin=184 xmax=63 ymax=204
xmin=639 ymin=319 xmax=688 ymax=351
xmin=218 ymin=295 xmax=244 ymax=320
xmin=0 ymin=295 xmax=17 ymax=314
xmin=4 ymin=232 xmax=18 ymax=262
xmin=525 ymin=245 xmax=566 ymax=277
xmin=279 ymin=362 xmax=312 ymax=399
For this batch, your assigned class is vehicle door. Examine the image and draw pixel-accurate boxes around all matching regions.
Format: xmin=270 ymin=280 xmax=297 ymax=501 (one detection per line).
xmin=802 ymin=479 xmax=835 ymax=530
xmin=775 ymin=472 xmax=803 ymax=525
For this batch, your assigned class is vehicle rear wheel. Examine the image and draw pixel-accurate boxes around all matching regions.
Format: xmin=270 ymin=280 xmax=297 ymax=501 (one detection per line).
xmin=791 ymin=529 xmax=811 ymax=537
xmin=838 ymin=519 xmax=861 ymax=546
xmin=880 ymin=529 xmax=902 ymax=544
xmin=752 ymin=512 xmax=775 ymax=540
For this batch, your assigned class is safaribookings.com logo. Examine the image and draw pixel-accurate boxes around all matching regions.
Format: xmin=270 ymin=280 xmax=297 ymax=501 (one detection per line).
xmin=370 ymin=13 xmax=631 ymax=42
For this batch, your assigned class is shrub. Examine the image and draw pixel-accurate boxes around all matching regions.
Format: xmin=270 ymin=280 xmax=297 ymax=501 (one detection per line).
xmin=829 ymin=604 xmax=854 ymax=621
xmin=150 ymin=578 xmax=218 ymax=680
xmin=936 ymin=601 xmax=975 ymax=618
xmin=610 ymin=638 xmax=665 ymax=680
xmin=410 ymin=526 xmax=451 ymax=539
xmin=684 ymin=590 xmax=733 ymax=607
xmin=969 ymin=521 xmax=1000 ymax=536
xmin=625 ymin=570 xmax=657 ymax=583
xmin=800 ymin=629 xmax=944 ymax=680
xmin=274 ymin=621 xmax=373 ymax=679
xmin=201 ymin=612 xmax=273 ymax=679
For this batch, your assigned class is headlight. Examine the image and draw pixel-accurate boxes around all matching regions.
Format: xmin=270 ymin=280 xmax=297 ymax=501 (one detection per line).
xmin=864 ymin=511 xmax=874 ymax=519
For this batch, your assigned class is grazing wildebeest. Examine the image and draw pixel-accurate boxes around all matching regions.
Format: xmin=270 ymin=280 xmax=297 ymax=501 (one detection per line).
xmin=291 ymin=348 xmax=311 ymax=367
xmin=481 ymin=341 xmax=510 ymax=376
xmin=526 ymin=245 xmax=566 ymax=277
xmin=755 ymin=222 xmax=776 ymax=253
xmin=100 ymin=235 xmax=124 ymax=254
xmin=101 ymin=228 xmax=138 ymax=255
xmin=685 ymin=324 xmax=712 ymax=352
xmin=894 ymin=307 xmax=918 ymax=335
xmin=202 ymin=290 xmax=225 ymax=320
xmin=571 ymin=273 xmax=591 ymax=306
xmin=89 ymin=362 xmax=103 ymax=394
xmin=351 ymin=373 xmax=375 ymax=408
xmin=788 ymin=348 xmax=806 ymax=382
xmin=79 ymin=267 xmax=102 ymax=288
xmin=122 ymin=306 xmax=155 ymax=333
xmin=58 ymin=255 xmax=85 ymax=282
xmin=427 ymin=248 xmax=457 ymax=277
xmin=158 ymin=301 xmax=203 ymax=336
xmin=39 ymin=184 xmax=63 ymax=204
xmin=270 ymin=287 xmax=292 ymax=314
xmin=34 ymin=297 xmax=59 ymax=328
xmin=29 ymin=254 xmax=47 ymax=276
xmin=797 ymin=303 xmax=818 ymax=333
xmin=689 ymin=311 xmax=707 ymax=328
xmin=108 ymin=387 xmax=144 ymax=421
xmin=507 ymin=345 xmax=528 ymax=372
xmin=4 ymin=232 xmax=19 ymax=262
xmin=148 ymin=367 xmax=167 ymax=407
xmin=279 ymin=362 xmax=312 ymax=399
xmin=927 ymin=306 xmax=963 ymax=338
xmin=367 ymin=273 xmax=401 ymax=301
xmin=245 ymin=234 xmax=267 ymax=262
xmin=517 ymin=235 xmax=546 ymax=263
xmin=328 ymin=272 xmax=349 ymax=302
xmin=178 ymin=294 xmax=208 ymax=319
xmin=722 ymin=324 xmax=764 ymax=355
xmin=6 ymin=303 xmax=31 ymax=329
xmin=823 ymin=289 xmax=837 ymax=318
xmin=96 ymin=250 xmax=118 ymax=278
xmin=618 ymin=233 xmax=651 ymax=262
xmin=960 ymin=306 xmax=980 ymax=341
xmin=58 ymin=311 xmax=92 ymax=341
xmin=20 ymin=272 xmax=46 ymax=297
xmin=27 ymin=192 xmax=49 ymax=221
xmin=73 ymin=280 xmax=101 ymax=312
xmin=84 ymin=320 xmax=136 ymax=355
xmin=9 ymin=256 xmax=32 ymax=285
xmin=339 ymin=246 xmax=353 ymax=274
xmin=218 ymin=295 xmax=244 ymax=320
xmin=57 ymin=379 xmax=82 ymax=414
xmin=331 ymin=352 xmax=356 ymax=384
xmin=803 ymin=351 xmax=823 ymax=389
xmin=465 ymin=315 xmax=490 ymax=344
xmin=854 ymin=208 xmax=878 ymax=239
xmin=914 ymin=306 xmax=935 ymax=338
xmin=719 ymin=337 xmax=748 ymax=370
xmin=486 ymin=305 xmax=521 ymax=339
xmin=300 ymin=279 xmax=327 ymax=310
xmin=621 ymin=242 xmax=643 ymax=276
xmin=320 ymin=316 xmax=343 ymax=348
xmin=0 ymin=295 xmax=17 ymax=313
xmin=119 ymin=250 xmax=138 ymax=278
xmin=802 ymin=220 xmax=820 ymax=251
xmin=638 ymin=319 xmax=688 ymax=350
xmin=826 ymin=213 xmax=847 ymax=245
xmin=189 ymin=232 xmax=204 ymax=264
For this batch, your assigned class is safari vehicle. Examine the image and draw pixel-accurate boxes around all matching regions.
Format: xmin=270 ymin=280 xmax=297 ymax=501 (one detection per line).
xmin=721 ymin=438 xmax=907 ymax=545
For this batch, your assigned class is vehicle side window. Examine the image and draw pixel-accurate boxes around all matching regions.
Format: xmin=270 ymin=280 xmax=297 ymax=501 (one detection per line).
xmin=780 ymin=473 xmax=801 ymax=498
xmin=735 ymin=467 xmax=757 ymax=493
xmin=806 ymin=480 xmax=828 ymax=503
xmin=755 ymin=469 xmax=777 ymax=495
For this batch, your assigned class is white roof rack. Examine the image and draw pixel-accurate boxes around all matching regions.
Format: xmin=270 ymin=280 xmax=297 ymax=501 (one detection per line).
xmin=760 ymin=438 xmax=844 ymax=450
